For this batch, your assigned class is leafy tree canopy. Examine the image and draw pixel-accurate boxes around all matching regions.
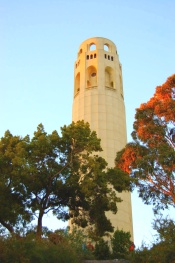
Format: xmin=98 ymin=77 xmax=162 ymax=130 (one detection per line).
xmin=111 ymin=229 xmax=132 ymax=259
xmin=116 ymin=75 xmax=175 ymax=211
xmin=0 ymin=131 xmax=31 ymax=234
xmin=0 ymin=121 xmax=131 ymax=237
xmin=131 ymin=217 xmax=175 ymax=263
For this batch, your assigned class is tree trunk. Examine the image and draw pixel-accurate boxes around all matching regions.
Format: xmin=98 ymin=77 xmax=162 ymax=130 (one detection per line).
xmin=36 ymin=211 xmax=44 ymax=238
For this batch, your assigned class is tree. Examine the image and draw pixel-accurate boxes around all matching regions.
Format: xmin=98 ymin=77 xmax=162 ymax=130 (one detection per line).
xmin=0 ymin=131 xmax=31 ymax=234
xmin=0 ymin=231 xmax=85 ymax=263
xmin=131 ymin=218 xmax=175 ymax=263
xmin=116 ymin=75 xmax=175 ymax=211
xmin=150 ymin=217 xmax=175 ymax=262
xmin=111 ymin=229 xmax=132 ymax=259
xmin=94 ymin=239 xmax=111 ymax=260
xmin=0 ymin=121 xmax=131 ymax=237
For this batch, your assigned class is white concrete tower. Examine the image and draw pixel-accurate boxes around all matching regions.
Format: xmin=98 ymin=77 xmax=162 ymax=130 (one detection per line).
xmin=72 ymin=37 xmax=133 ymax=239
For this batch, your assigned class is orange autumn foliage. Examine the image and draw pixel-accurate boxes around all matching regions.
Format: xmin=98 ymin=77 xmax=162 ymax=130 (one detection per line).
xmin=134 ymin=74 xmax=175 ymax=144
xmin=117 ymin=144 xmax=144 ymax=174
xmin=116 ymin=75 xmax=175 ymax=208
xmin=117 ymin=147 xmax=136 ymax=173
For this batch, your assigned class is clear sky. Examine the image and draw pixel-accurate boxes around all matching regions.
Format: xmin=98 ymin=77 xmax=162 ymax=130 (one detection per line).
xmin=1 ymin=0 xmax=175 ymax=247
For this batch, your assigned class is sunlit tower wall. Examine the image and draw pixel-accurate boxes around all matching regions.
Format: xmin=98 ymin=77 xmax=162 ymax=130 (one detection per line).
xmin=72 ymin=37 xmax=133 ymax=239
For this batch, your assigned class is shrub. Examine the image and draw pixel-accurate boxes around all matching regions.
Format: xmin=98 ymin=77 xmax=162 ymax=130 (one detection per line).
xmin=0 ymin=233 xmax=84 ymax=263
xmin=111 ymin=229 xmax=131 ymax=259
xmin=94 ymin=239 xmax=111 ymax=260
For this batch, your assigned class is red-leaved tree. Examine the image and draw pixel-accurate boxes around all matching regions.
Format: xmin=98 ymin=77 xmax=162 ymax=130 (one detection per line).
xmin=116 ymin=75 xmax=175 ymax=211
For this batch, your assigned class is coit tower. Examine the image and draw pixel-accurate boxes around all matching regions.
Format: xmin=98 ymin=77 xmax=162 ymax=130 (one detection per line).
xmin=72 ymin=37 xmax=133 ymax=239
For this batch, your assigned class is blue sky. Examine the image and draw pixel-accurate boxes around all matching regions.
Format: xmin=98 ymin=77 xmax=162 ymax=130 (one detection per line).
xmin=1 ymin=0 xmax=175 ymax=247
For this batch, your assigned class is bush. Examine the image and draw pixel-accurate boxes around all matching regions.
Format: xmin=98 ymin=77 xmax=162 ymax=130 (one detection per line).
xmin=94 ymin=238 xmax=111 ymax=260
xmin=0 ymin=233 xmax=86 ymax=263
xmin=111 ymin=229 xmax=131 ymax=259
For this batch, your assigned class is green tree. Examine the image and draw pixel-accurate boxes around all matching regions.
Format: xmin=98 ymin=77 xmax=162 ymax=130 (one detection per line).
xmin=94 ymin=238 xmax=111 ymax=260
xmin=0 ymin=232 xmax=84 ymax=263
xmin=116 ymin=75 xmax=175 ymax=211
xmin=0 ymin=131 xmax=31 ymax=234
xmin=151 ymin=219 xmax=175 ymax=263
xmin=0 ymin=121 xmax=132 ymax=237
xmin=151 ymin=217 xmax=175 ymax=262
xmin=153 ymin=217 xmax=175 ymax=244
xmin=111 ymin=229 xmax=131 ymax=259
xmin=131 ymin=218 xmax=175 ymax=263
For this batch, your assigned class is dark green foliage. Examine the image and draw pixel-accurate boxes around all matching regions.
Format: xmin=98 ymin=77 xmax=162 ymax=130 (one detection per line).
xmin=131 ymin=218 xmax=175 ymax=263
xmin=94 ymin=239 xmax=111 ymax=260
xmin=0 ymin=120 xmax=132 ymax=238
xmin=0 ymin=228 xmax=94 ymax=263
xmin=93 ymin=229 xmax=133 ymax=261
xmin=150 ymin=217 xmax=175 ymax=263
xmin=153 ymin=217 xmax=175 ymax=243
xmin=131 ymin=243 xmax=175 ymax=263
xmin=0 ymin=131 xmax=32 ymax=233
xmin=130 ymin=247 xmax=151 ymax=263
xmin=0 ymin=235 xmax=81 ymax=263
xmin=111 ymin=229 xmax=131 ymax=259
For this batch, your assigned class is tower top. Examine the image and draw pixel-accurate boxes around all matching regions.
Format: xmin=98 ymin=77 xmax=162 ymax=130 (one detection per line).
xmin=80 ymin=36 xmax=116 ymax=45
xmin=77 ymin=37 xmax=118 ymax=57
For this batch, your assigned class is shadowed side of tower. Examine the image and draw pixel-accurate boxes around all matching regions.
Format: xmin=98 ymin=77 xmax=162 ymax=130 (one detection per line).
xmin=72 ymin=37 xmax=133 ymax=239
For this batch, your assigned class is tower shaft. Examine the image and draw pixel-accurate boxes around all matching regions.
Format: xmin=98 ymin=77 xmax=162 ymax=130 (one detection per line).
xmin=72 ymin=37 xmax=133 ymax=239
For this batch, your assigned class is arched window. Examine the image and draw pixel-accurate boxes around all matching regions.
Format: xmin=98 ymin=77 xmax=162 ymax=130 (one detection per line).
xmin=94 ymin=53 xmax=96 ymax=58
xmin=105 ymin=67 xmax=114 ymax=89
xmin=87 ymin=55 xmax=89 ymax=60
xmin=78 ymin=49 xmax=83 ymax=56
xmin=89 ymin=43 xmax=96 ymax=51
xmin=86 ymin=66 xmax=97 ymax=88
xmin=111 ymin=56 xmax=113 ymax=61
xmin=90 ymin=54 xmax=93 ymax=59
xmin=75 ymin=73 xmax=80 ymax=95
xmin=104 ymin=44 xmax=109 ymax=51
